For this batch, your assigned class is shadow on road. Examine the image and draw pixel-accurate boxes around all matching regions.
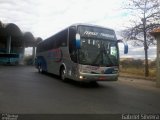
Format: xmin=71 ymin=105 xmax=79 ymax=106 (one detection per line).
xmin=40 ymin=72 xmax=103 ymax=88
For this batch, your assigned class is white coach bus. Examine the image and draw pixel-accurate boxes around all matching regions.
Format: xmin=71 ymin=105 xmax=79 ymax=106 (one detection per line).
xmin=35 ymin=24 xmax=128 ymax=82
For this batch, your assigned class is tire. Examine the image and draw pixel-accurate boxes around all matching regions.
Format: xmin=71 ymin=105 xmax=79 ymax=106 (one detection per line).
xmin=60 ymin=67 xmax=66 ymax=81
xmin=38 ymin=64 xmax=43 ymax=73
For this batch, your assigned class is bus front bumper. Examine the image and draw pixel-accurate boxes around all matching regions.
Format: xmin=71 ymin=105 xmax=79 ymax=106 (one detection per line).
xmin=77 ymin=72 xmax=118 ymax=81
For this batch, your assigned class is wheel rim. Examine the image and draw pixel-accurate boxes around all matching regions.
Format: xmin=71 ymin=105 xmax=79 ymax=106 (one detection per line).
xmin=61 ymin=68 xmax=65 ymax=80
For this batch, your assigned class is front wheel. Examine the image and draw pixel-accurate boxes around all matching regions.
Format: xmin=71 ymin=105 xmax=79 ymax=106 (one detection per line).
xmin=60 ymin=67 xmax=66 ymax=81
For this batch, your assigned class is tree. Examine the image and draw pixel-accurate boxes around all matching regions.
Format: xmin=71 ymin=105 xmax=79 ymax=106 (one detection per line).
xmin=122 ymin=0 xmax=160 ymax=77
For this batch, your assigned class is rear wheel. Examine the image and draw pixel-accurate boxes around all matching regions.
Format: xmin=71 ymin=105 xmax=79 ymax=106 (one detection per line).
xmin=38 ymin=64 xmax=43 ymax=73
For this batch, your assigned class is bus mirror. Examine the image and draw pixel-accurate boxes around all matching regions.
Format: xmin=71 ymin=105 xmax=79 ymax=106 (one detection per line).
xmin=117 ymin=39 xmax=128 ymax=54
xmin=76 ymin=33 xmax=81 ymax=49
xmin=124 ymin=44 xmax=128 ymax=54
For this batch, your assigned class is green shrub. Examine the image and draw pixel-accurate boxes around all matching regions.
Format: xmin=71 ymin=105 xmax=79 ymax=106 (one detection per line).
xmin=120 ymin=59 xmax=156 ymax=78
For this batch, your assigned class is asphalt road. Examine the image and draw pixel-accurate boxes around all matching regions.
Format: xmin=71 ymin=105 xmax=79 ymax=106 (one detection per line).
xmin=0 ymin=65 xmax=160 ymax=114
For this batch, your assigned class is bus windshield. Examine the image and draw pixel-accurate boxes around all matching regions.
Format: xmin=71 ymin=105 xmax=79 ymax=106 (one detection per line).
xmin=78 ymin=38 xmax=118 ymax=67
xmin=77 ymin=25 xmax=118 ymax=67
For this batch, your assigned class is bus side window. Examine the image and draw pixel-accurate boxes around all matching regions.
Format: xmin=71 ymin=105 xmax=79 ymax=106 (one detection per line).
xmin=56 ymin=29 xmax=67 ymax=47
xmin=61 ymin=29 xmax=67 ymax=47
xmin=69 ymin=26 xmax=77 ymax=62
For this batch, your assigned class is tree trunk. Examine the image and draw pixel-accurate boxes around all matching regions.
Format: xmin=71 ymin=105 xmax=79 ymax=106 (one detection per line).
xmin=144 ymin=46 xmax=149 ymax=77
xmin=143 ymin=17 xmax=149 ymax=77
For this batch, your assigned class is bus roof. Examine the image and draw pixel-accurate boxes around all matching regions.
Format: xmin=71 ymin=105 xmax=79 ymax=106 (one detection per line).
xmin=70 ymin=23 xmax=115 ymax=31
xmin=37 ymin=23 xmax=115 ymax=45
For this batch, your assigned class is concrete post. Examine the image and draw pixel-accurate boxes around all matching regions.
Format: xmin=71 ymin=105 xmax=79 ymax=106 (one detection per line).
xmin=19 ymin=46 xmax=25 ymax=65
xmin=32 ymin=46 xmax=36 ymax=65
xmin=6 ymin=36 xmax=11 ymax=54
xmin=156 ymin=36 xmax=160 ymax=87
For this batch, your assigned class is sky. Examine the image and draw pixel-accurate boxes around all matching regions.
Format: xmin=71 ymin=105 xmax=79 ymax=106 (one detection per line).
xmin=0 ymin=0 xmax=157 ymax=59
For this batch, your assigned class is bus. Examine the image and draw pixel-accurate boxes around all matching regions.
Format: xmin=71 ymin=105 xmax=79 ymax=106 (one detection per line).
xmin=35 ymin=23 xmax=128 ymax=82
xmin=0 ymin=53 xmax=19 ymax=65
xmin=0 ymin=48 xmax=19 ymax=65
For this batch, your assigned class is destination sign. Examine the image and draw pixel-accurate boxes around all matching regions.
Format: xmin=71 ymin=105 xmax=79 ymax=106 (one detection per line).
xmin=78 ymin=25 xmax=116 ymax=40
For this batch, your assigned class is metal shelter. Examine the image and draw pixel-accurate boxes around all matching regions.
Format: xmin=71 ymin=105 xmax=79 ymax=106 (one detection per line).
xmin=150 ymin=28 xmax=160 ymax=87
xmin=0 ymin=21 xmax=42 ymax=65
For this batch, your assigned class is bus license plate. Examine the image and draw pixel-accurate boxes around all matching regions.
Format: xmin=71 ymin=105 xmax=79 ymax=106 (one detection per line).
xmin=99 ymin=77 xmax=106 ymax=80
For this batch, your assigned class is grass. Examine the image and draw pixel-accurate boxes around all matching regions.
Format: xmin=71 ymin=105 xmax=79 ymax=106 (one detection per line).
xmin=119 ymin=67 xmax=156 ymax=80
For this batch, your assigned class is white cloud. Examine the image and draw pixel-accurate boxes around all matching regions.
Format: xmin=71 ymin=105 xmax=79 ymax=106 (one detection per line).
xmin=31 ymin=0 xmax=129 ymax=39
xmin=0 ymin=0 xmax=130 ymax=38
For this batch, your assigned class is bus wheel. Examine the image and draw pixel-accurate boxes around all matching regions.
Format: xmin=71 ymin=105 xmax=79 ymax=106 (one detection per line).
xmin=38 ymin=65 xmax=43 ymax=73
xmin=60 ymin=67 xmax=66 ymax=81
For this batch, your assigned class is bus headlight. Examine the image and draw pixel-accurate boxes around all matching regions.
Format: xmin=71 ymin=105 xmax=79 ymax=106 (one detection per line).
xmin=79 ymin=76 xmax=83 ymax=79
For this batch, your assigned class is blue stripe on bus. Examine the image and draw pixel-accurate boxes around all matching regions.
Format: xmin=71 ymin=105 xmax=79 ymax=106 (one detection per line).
xmin=76 ymin=38 xmax=81 ymax=49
